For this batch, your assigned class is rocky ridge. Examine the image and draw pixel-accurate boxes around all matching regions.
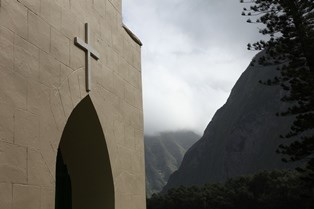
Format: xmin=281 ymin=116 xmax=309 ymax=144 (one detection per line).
xmin=145 ymin=131 xmax=200 ymax=196
xmin=163 ymin=52 xmax=297 ymax=192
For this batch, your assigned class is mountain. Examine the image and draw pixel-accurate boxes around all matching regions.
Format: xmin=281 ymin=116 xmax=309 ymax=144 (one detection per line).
xmin=145 ymin=131 xmax=200 ymax=197
xmin=163 ymin=52 xmax=298 ymax=192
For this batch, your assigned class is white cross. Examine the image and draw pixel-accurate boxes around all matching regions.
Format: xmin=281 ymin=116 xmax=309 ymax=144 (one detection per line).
xmin=74 ymin=23 xmax=100 ymax=92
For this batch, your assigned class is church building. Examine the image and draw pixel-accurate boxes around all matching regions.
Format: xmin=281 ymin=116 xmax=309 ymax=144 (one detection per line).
xmin=0 ymin=0 xmax=145 ymax=209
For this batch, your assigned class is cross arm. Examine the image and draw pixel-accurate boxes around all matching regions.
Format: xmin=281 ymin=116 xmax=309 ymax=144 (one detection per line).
xmin=74 ymin=37 xmax=100 ymax=60
xmin=90 ymin=48 xmax=100 ymax=60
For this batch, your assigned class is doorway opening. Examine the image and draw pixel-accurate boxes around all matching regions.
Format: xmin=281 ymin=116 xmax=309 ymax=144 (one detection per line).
xmin=55 ymin=96 xmax=114 ymax=209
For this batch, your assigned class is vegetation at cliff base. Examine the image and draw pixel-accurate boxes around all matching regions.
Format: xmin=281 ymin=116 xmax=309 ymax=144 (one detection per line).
xmin=147 ymin=170 xmax=313 ymax=209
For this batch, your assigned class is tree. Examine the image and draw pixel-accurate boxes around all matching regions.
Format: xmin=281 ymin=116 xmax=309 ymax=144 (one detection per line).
xmin=240 ymin=0 xmax=314 ymax=183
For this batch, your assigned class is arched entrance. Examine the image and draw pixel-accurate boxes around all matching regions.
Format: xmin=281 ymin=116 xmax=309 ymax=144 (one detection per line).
xmin=55 ymin=96 xmax=115 ymax=209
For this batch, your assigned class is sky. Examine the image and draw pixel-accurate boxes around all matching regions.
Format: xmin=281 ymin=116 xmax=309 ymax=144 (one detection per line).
xmin=122 ymin=0 xmax=261 ymax=135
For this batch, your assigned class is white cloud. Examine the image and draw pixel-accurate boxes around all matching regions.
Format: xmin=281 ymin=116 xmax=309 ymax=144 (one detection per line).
xmin=123 ymin=0 xmax=259 ymax=135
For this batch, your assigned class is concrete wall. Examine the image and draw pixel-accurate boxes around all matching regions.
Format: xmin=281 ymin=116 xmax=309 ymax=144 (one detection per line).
xmin=0 ymin=0 xmax=145 ymax=209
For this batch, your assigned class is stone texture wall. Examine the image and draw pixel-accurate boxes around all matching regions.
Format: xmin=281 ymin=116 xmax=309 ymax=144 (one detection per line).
xmin=0 ymin=0 xmax=145 ymax=209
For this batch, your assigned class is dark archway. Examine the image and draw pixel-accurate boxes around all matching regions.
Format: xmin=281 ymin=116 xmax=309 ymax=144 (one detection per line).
xmin=55 ymin=149 xmax=72 ymax=209
xmin=55 ymin=96 xmax=115 ymax=209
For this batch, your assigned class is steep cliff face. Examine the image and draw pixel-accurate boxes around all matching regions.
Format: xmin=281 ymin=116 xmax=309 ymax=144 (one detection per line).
xmin=163 ymin=53 xmax=297 ymax=192
xmin=145 ymin=131 xmax=200 ymax=197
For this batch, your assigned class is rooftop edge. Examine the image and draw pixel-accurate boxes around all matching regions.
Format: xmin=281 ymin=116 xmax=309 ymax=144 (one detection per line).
xmin=122 ymin=24 xmax=143 ymax=47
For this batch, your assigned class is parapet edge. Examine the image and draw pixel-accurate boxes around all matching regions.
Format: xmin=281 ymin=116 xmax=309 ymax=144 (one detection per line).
xmin=122 ymin=24 xmax=143 ymax=46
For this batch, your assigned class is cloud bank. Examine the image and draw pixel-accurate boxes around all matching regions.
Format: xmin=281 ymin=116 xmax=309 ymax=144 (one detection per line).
xmin=123 ymin=0 xmax=260 ymax=135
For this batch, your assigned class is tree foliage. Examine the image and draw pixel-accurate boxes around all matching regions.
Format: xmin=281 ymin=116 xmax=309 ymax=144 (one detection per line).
xmin=241 ymin=0 xmax=314 ymax=180
xmin=147 ymin=170 xmax=313 ymax=209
